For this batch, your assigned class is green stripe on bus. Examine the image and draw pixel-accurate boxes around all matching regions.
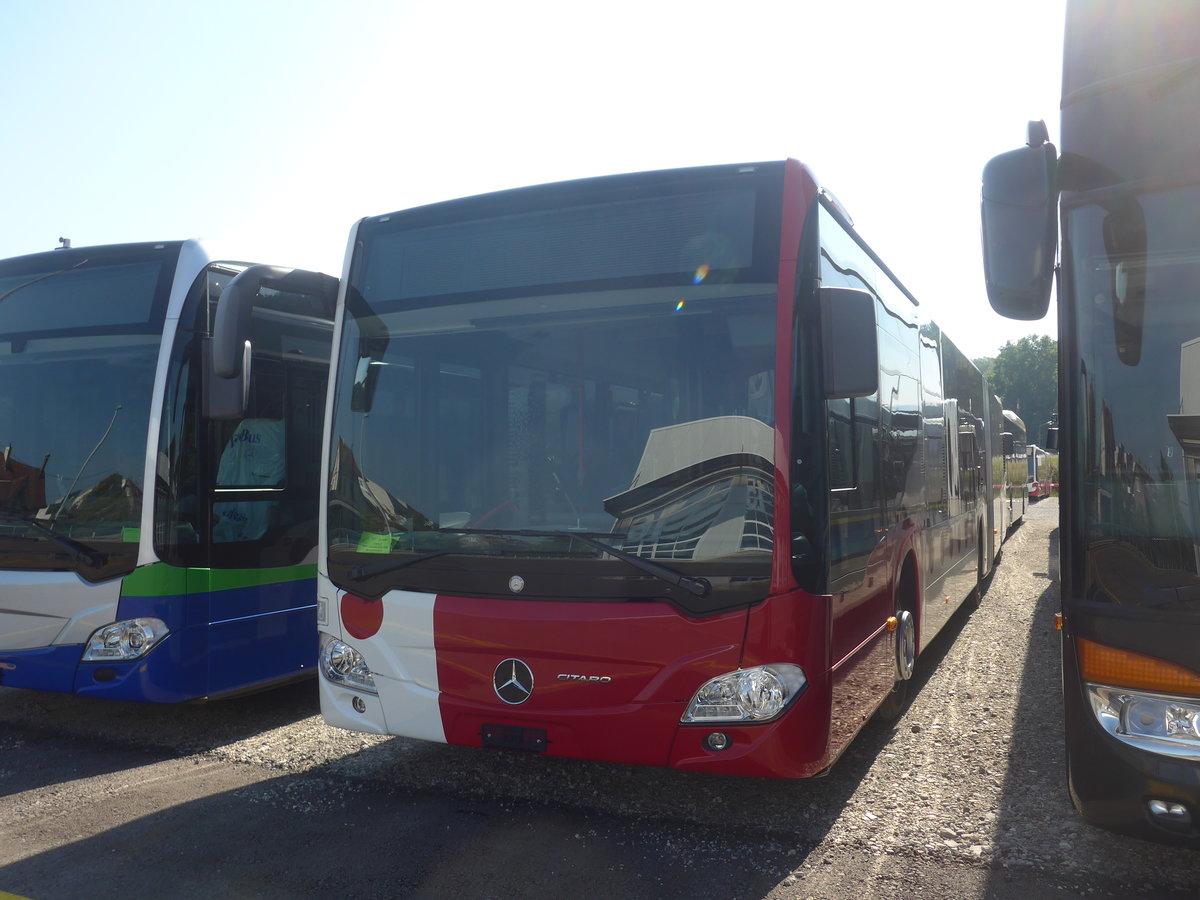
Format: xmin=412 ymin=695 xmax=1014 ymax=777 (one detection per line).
xmin=120 ymin=562 xmax=318 ymax=597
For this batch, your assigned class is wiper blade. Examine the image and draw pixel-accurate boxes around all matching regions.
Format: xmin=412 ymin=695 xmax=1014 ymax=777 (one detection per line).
xmin=436 ymin=527 xmax=624 ymax=540
xmin=0 ymin=510 xmax=107 ymax=568
xmin=436 ymin=528 xmax=712 ymax=598
xmin=0 ymin=257 xmax=90 ymax=306
xmin=348 ymin=549 xmax=455 ymax=581
xmin=346 ymin=543 xmax=594 ymax=582
xmin=548 ymin=530 xmax=712 ymax=598
xmin=345 ymin=528 xmax=710 ymax=598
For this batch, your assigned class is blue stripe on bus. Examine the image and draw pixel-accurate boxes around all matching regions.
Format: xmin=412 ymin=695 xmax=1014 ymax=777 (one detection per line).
xmin=0 ymin=644 xmax=81 ymax=693
xmin=0 ymin=577 xmax=320 ymax=702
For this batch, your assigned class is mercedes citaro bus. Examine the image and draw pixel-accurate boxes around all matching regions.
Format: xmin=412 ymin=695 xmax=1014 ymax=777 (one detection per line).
xmin=236 ymin=160 xmax=1007 ymax=776
xmin=0 ymin=240 xmax=335 ymax=701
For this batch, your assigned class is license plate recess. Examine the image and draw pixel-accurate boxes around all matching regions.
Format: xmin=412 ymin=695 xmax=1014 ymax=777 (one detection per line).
xmin=480 ymin=723 xmax=549 ymax=753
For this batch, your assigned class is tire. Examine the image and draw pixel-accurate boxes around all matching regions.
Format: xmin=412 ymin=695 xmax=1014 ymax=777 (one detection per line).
xmin=876 ymin=607 xmax=916 ymax=722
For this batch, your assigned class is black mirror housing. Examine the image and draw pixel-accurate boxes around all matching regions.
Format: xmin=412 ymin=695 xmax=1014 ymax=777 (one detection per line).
xmin=202 ymin=337 xmax=251 ymax=420
xmin=821 ymin=287 xmax=878 ymax=399
xmin=981 ymin=134 xmax=1059 ymax=321
xmin=350 ymin=336 xmax=388 ymax=412
xmin=204 ymin=265 xmax=338 ymax=419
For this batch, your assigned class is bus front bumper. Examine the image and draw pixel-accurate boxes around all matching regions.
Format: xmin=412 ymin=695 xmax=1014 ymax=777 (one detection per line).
xmin=1065 ymin=663 xmax=1200 ymax=845
xmin=0 ymin=639 xmax=202 ymax=701
xmin=321 ymin=665 xmax=836 ymax=779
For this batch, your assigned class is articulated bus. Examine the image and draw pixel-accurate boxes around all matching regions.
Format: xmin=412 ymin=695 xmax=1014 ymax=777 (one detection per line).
xmin=987 ymin=399 xmax=1026 ymax=561
xmin=1003 ymin=408 xmax=1028 ymax=529
xmin=982 ymin=0 xmax=1200 ymax=843
xmin=0 ymin=240 xmax=336 ymax=701
xmin=295 ymin=160 xmax=996 ymax=777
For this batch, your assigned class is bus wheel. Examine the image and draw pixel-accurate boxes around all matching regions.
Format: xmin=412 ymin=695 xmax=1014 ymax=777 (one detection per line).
xmin=876 ymin=608 xmax=916 ymax=722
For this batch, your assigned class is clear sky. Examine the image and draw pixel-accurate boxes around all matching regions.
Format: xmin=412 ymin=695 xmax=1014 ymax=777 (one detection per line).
xmin=1 ymin=0 xmax=1064 ymax=361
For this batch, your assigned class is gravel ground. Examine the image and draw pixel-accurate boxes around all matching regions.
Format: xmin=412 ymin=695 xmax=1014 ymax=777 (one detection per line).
xmin=2 ymin=497 xmax=1198 ymax=898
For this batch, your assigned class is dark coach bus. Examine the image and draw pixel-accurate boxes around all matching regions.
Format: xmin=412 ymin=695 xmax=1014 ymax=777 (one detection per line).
xmin=981 ymin=0 xmax=1200 ymax=844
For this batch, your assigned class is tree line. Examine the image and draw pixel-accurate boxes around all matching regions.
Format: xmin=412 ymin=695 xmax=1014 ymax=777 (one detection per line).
xmin=974 ymin=334 xmax=1057 ymax=448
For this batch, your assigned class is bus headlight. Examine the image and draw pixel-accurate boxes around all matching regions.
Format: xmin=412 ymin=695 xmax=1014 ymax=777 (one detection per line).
xmin=320 ymin=632 xmax=377 ymax=694
xmin=82 ymin=618 xmax=169 ymax=662
xmin=682 ymin=664 xmax=807 ymax=723
xmin=1088 ymin=685 xmax=1200 ymax=760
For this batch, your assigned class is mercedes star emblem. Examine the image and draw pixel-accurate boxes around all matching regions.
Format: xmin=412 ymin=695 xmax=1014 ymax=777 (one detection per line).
xmin=493 ymin=658 xmax=535 ymax=705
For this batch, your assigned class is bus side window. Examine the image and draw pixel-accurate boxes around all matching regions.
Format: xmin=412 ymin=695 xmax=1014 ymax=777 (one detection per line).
xmin=855 ymin=397 xmax=879 ymax=504
xmin=828 ymin=398 xmax=854 ymax=489
xmin=212 ymin=417 xmax=284 ymax=543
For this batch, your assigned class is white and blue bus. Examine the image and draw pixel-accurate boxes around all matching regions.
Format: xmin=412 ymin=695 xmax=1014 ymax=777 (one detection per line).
xmin=0 ymin=240 xmax=336 ymax=701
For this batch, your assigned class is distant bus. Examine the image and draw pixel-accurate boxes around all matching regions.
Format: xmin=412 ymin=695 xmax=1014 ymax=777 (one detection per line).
xmin=981 ymin=0 xmax=1200 ymax=844
xmin=986 ymin=397 xmax=1025 ymax=562
xmin=1027 ymin=444 xmax=1052 ymax=500
xmin=292 ymin=160 xmax=997 ymax=777
xmin=1002 ymin=408 xmax=1028 ymax=527
xmin=0 ymin=241 xmax=336 ymax=701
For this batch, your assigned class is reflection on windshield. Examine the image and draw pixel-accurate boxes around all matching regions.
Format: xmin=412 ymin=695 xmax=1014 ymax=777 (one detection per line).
xmin=328 ymin=289 xmax=778 ymax=576
xmin=0 ymin=255 xmax=167 ymax=562
xmin=0 ymin=352 xmax=152 ymax=537
xmin=1069 ymin=186 xmax=1200 ymax=604
xmin=0 ymin=447 xmax=48 ymax=512
xmin=605 ymin=416 xmax=774 ymax=561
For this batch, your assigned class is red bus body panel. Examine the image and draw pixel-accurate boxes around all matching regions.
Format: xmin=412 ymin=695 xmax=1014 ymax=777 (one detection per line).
xmin=434 ymin=595 xmax=748 ymax=768
xmin=431 ymin=586 xmax=877 ymax=777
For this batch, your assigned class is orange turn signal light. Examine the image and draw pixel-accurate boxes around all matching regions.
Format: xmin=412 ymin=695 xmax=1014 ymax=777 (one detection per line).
xmin=1077 ymin=637 xmax=1200 ymax=697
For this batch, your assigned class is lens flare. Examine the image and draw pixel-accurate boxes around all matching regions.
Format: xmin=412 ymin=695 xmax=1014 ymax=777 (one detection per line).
xmin=675 ymin=300 xmax=685 ymax=312
xmin=693 ymin=264 xmax=710 ymax=284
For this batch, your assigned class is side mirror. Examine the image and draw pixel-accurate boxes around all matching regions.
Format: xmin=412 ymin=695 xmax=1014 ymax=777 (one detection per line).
xmin=350 ymin=337 xmax=388 ymax=412
xmin=981 ymin=122 xmax=1058 ymax=321
xmin=1045 ymin=426 xmax=1059 ymax=452
xmin=204 ymin=265 xmax=338 ymax=419
xmin=1102 ymin=203 xmax=1148 ymax=367
xmin=821 ymin=287 xmax=878 ymax=399
xmin=202 ymin=335 xmax=251 ymax=421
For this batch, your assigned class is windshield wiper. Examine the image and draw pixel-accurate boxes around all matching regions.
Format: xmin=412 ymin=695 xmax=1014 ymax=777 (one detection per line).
xmin=0 ymin=510 xmax=107 ymax=568
xmin=348 ymin=549 xmax=456 ymax=581
xmin=345 ymin=528 xmax=711 ymax=598
xmin=547 ymin=530 xmax=712 ymax=598
xmin=346 ymin=542 xmax=594 ymax=582
xmin=0 ymin=257 xmax=90 ymax=307
xmin=436 ymin=528 xmax=712 ymax=598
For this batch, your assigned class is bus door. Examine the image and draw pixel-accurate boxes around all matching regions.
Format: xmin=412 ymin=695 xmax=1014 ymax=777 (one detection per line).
xmin=171 ymin=269 xmax=334 ymax=697
xmin=826 ymin=392 xmax=892 ymax=744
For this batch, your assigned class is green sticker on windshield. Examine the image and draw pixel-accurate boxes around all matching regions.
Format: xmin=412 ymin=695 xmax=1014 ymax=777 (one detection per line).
xmin=123 ymin=527 xmax=141 ymax=543
xmin=357 ymin=532 xmax=394 ymax=553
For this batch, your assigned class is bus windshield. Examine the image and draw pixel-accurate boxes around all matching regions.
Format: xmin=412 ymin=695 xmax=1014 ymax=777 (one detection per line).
xmin=1066 ymin=184 xmax=1200 ymax=607
xmin=0 ymin=247 xmax=175 ymax=577
xmin=327 ymin=179 xmax=782 ymax=611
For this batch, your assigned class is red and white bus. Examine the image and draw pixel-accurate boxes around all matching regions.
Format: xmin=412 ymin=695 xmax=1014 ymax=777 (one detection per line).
xmin=302 ymin=160 xmax=993 ymax=777
xmin=1026 ymin=444 xmax=1052 ymax=501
